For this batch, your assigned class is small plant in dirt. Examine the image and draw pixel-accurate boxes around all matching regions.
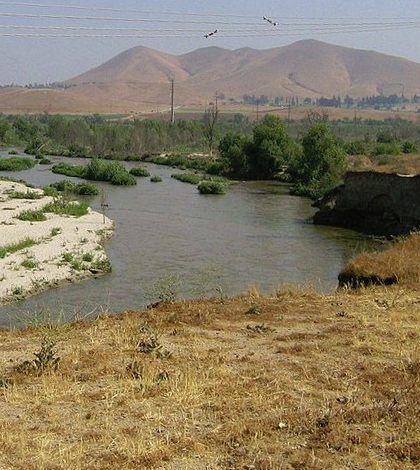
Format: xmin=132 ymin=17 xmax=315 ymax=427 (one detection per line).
xmin=90 ymin=257 xmax=112 ymax=273
xmin=11 ymin=286 xmax=24 ymax=296
xmin=16 ymin=209 xmax=46 ymax=222
xmin=150 ymin=271 xmax=182 ymax=302
xmin=0 ymin=237 xmax=39 ymax=258
xmin=21 ymin=256 xmax=39 ymax=270
xmin=8 ymin=149 xmax=18 ymax=155
xmin=50 ymin=227 xmax=61 ymax=237
xmin=6 ymin=189 xmax=42 ymax=199
xmin=44 ymin=200 xmax=89 ymax=217
xmin=134 ymin=324 xmax=171 ymax=358
xmin=14 ymin=339 xmax=60 ymax=375
xmin=197 ymin=180 xmax=226 ymax=194
xmin=245 ymin=303 xmax=262 ymax=315
xmin=246 ymin=323 xmax=274 ymax=334
xmin=82 ymin=252 xmax=93 ymax=262
xmin=61 ymin=252 xmax=74 ymax=263
xmin=150 ymin=175 xmax=163 ymax=183
xmin=129 ymin=167 xmax=150 ymax=177
xmin=70 ymin=259 xmax=83 ymax=271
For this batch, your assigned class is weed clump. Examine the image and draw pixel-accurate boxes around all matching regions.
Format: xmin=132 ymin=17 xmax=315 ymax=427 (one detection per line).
xmin=85 ymin=159 xmax=137 ymax=186
xmin=16 ymin=209 xmax=46 ymax=222
xmin=14 ymin=339 xmax=60 ymax=375
xmin=0 ymin=157 xmax=36 ymax=171
xmin=197 ymin=180 xmax=226 ymax=194
xmin=129 ymin=167 xmax=150 ymax=177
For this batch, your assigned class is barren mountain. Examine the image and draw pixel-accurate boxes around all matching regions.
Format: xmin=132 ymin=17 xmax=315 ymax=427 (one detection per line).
xmin=2 ymin=39 xmax=420 ymax=114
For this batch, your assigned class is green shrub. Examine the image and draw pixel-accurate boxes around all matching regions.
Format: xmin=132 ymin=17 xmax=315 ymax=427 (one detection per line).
xmin=129 ymin=167 xmax=150 ymax=177
xmin=171 ymin=173 xmax=203 ymax=185
xmin=0 ymin=237 xmax=39 ymax=258
xmin=16 ymin=209 xmax=46 ymax=222
xmin=150 ymin=175 xmax=163 ymax=183
xmin=197 ymin=180 xmax=226 ymax=194
xmin=21 ymin=257 xmax=39 ymax=270
xmin=49 ymin=180 xmax=76 ymax=192
xmin=85 ymin=159 xmax=136 ymax=185
xmin=343 ymin=140 xmax=370 ymax=155
xmin=8 ymin=149 xmax=18 ymax=155
xmin=44 ymin=201 xmax=89 ymax=217
xmin=0 ymin=157 xmax=36 ymax=171
xmin=6 ymin=190 xmax=42 ymax=199
xmin=74 ymin=182 xmax=99 ymax=195
xmin=51 ymin=162 xmax=86 ymax=178
xmin=38 ymin=157 xmax=52 ymax=165
xmin=402 ymin=140 xmax=418 ymax=154
xmin=90 ymin=257 xmax=112 ymax=273
xmin=43 ymin=185 xmax=60 ymax=197
xmin=370 ymin=142 xmax=401 ymax=156
xmin=82 ymin=252 xmax=93 ymax=262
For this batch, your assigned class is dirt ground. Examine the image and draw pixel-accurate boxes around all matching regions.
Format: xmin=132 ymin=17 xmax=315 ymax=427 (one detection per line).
xmin=0 ymin=284 xmax=419 ymax=469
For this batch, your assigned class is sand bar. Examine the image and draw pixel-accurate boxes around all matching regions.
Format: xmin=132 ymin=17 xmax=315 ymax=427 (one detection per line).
xmin=0 ymin=180 xmax=114 ymax=304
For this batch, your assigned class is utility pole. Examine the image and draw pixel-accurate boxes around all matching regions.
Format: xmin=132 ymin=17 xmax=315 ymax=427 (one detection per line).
xmin=170 ymin=78 xmax=175 ymax=123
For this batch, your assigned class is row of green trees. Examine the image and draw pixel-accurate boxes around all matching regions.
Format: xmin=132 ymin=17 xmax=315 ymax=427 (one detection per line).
xmin=219 ymin=115 xmax=347 ymax=198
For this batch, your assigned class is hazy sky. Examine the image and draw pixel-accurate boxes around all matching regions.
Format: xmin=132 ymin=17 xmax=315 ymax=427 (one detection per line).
xmin=1 ymin=0 xmax=420 ymax=85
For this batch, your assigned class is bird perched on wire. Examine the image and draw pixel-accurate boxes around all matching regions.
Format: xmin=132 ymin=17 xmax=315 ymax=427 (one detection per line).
xmin=205 ymin=29 xmax=218 ymax=38
xmin=263 ymin=16 xmax=278 ymax=26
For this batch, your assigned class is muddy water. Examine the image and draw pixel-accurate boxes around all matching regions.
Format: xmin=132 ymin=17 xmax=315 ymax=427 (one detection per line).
xmin=0 ymin=156 xmax=376 ymax=326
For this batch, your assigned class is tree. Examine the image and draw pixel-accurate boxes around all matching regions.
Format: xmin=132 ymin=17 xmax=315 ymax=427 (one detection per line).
xmin=218 ymin=132 xmax=249 ymax=176
xmin=203 ymin=103 xmax=219 ymax=156
xmin=245 ymin=115 xmax=295 ymax=178
xmin=289 ymin=123 xmax=347 ymax=199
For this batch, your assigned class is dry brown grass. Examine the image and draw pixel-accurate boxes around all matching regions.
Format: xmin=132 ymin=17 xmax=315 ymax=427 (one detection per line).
xmin=341 ymin=232 xmax=420 ymax=287
xmin=0 ymin=285 xmax=419 ymax=469
xmin=348 ymin=154 xmax=420 ymax=175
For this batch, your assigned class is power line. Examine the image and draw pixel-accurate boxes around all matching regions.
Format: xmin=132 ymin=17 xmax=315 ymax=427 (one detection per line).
xmin=0 ymin=1 xmax=419 ymax=22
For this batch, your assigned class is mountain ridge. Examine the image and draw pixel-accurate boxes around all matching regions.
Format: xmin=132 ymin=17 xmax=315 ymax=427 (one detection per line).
xmin=2 ymin=39 xmax=420 ymax=114
xmin=63 ymin=39 xmax=420 ymax=104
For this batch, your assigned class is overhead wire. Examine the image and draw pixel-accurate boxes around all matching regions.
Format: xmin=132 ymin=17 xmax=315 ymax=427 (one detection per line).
xmin=0 ymin=2 xmax=418 ymax=39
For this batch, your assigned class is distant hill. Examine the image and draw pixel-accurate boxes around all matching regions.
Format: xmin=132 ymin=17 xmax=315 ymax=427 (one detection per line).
xmin=2 ymin=39 xmax=420 ymax=114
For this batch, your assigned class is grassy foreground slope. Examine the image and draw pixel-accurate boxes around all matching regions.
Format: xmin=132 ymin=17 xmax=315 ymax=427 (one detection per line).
xmin=0 ymin=284 xmax=419 ymax=469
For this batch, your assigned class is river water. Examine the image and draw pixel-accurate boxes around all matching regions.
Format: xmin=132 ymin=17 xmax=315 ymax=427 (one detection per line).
xmin=0 ymin=155 xmax=375 ymax=326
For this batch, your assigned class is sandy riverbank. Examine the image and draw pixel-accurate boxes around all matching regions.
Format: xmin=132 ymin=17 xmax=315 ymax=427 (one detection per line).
xmin=0 ymin=180 xmax=114 ymax=304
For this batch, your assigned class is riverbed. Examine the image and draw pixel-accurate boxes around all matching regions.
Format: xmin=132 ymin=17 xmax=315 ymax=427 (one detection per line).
xmin=0 ymin=155 xmax=377 ymax=327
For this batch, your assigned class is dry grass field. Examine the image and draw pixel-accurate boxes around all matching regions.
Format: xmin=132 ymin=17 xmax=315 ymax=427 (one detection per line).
xmin=0 ymin=280 xmax=419 ymax=469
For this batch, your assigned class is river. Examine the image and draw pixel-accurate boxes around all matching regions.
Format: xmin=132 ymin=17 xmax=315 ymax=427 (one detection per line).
xmin=0 ymin=155 xmax=376 ymax=327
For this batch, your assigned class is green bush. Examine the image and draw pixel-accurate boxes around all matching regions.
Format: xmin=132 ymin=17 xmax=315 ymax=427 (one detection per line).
xmin=16 ymin=209 xmax=46 ymax=222
xmin=150 ymin=175 xmax=163 ymax=183
xmin=343 ymin=140 xmax=370 ymax=155
xmin=0 ymin=237 xmax=39 ymax=258
xmin=44 ymin=201 xmax=89 ymax=217
xmin=6 ymin=190 xmax=42 ymax=199
xmin=38 ymin=157 xmax=52 ymax=165
xmin=197 ymin=180 xmax=226 ymax=194
xmin=370 ymin=142 xmax=401 ymax=156
xmin=0 ymin=157 xmax=36 ymax=171
xmin=402 ymin=140 xmax=418 ymax=154
xmin=49 ymin=180 xmax=76 ymax=192
xmin=85 ymin=159 xmax=137 ymax=186
xmin=129 ymin=167 xmax=150 ymax=177
xmin=74 ymin=182 xmax=99 ymax=195
xmin=51 ymin=162 xmax=86 ymax=178
xmin=171 ymin=173 xmax=203 ymax=185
